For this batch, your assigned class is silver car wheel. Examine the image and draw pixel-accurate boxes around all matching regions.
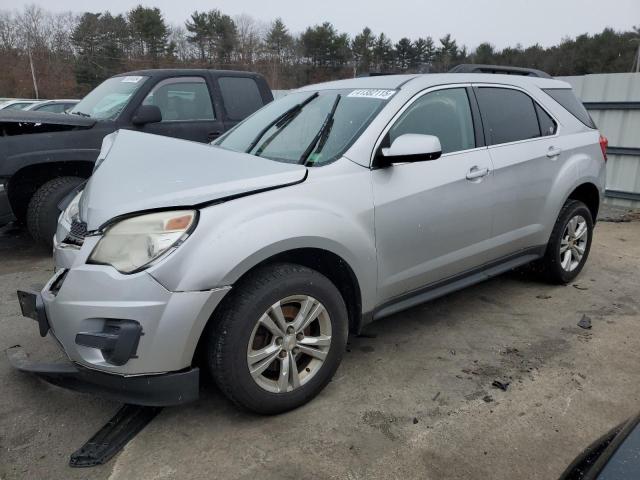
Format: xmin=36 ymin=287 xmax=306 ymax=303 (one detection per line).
xmin=560 ymin=214 xmax=588 ymax=272
xmin=246 ymin=295 xmax=332 ymax=393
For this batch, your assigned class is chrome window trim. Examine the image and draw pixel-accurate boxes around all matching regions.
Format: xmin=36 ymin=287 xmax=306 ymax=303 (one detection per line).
xmin=471 ymin=82 xmax=561 ymax=148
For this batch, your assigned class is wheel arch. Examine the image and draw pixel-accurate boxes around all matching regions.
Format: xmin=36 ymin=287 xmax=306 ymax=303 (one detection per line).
xmin=192 ymin=247 xmax=365 ymax=367
xmin=7 ymin=161 xmax=93 ymax=221
xmin=566 ymin=182 xmax=600 ymax=223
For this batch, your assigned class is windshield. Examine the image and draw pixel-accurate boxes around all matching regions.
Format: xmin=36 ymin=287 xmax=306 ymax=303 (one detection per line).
xmin=70 ymin=75 xmax=148 ymax=120
xmin=215 ymin=88 xmax=394 ymax=166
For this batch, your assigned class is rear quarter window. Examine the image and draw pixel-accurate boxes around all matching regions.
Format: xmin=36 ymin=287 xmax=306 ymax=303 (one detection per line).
xmin=218 ymin=77 xmax=264 ymax=121
xmin=543 ymin=88 xmax=596 ymax=128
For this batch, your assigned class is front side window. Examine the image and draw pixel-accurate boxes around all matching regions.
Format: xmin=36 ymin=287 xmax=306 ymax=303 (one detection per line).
xmin=389 ymin=88 xmax=476 ymax=154
xmin=143 ymin=77 xmax=215 ymax=122
xmin=216 ymin=89 xmax=393 ymax=166
xmin=70 ymin=76 xmax=148 ymax=120
xmin=476 ymin=87 xmax=542 ymax=145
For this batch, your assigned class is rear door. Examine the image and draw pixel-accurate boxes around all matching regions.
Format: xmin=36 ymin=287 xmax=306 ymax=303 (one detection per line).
xmin=371 ymin=85 xmax=495 ymax=303
xmin=138 ymin=76 xmax=224 ymax=143
xmin=474 ymin=85 xmax=560 ymax=256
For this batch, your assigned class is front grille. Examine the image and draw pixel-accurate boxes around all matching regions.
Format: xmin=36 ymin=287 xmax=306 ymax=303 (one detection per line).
xmin=63 ymin=219 xmax=87 ymax=246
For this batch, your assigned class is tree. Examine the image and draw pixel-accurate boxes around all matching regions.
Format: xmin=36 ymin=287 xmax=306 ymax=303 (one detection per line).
xmin=264 ymin=18 xmax=293 ymax=62
xmin=185 ymin=9 xmax=236 ymax=64
xmin=473 ymin=42 xmax=495 ymax=64
xmin=234 ymin=14 xmax=262 ymax=64
xmin=372 ymin=32 xmax=393 ymax=71
xmin=352 ymin=27 xmax=375 ymax=73
xmin=436 ymin=33 xmax=458 ymax=71
xmin=394 ymin=37 xmax=414 ymax=70
xmin=127 ymin=5 xmax=168 ymax=63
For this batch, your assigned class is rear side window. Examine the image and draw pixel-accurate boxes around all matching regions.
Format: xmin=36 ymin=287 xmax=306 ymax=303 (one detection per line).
xmin=543 ymin=88 xmax=596 ymax=128
xmin=535 ymin=104 xmax=557 ymax=136
xmin=218 ymin=77 xmax=264 ymax=121
xmin=476 ymin=87 xmax=542 ymax=145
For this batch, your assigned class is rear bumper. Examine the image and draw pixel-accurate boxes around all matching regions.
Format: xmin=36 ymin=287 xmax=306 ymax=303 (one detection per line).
xmin=7 ymin=345 xmax=199 ymax=406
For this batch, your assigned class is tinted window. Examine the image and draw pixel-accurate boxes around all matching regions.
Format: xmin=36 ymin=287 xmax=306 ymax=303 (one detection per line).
xmin=535 ymin=104 xmax=557 ymax=136
xmin=143 ymin=77 xmax=214 ymax=121
xmin=36 ymin=103 xmax=66 ymax=113
xmin=389 ymin=88 xmax=475 ymax=154
xmin=543 ymin=88 xmax=596 ymax=128
xmin=218 ymin=77 xmax=264 ymax=120
xmin=476 ymin=87 xmax=541 ymax=145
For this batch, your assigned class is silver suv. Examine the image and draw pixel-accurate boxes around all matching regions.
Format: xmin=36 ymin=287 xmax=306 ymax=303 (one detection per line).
xmin=13 ymin=71 xmax=607 ymax=414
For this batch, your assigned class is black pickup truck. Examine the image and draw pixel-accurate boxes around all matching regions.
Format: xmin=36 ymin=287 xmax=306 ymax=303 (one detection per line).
xmin=0 ymin=69 xmax=273 ymax=246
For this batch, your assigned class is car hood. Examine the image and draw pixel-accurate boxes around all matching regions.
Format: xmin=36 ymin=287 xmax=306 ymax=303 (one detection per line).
xmin=79 ymin=129 xmax=307 ymax=230
xmin=0 ymin=110 xmax=96 ymax=128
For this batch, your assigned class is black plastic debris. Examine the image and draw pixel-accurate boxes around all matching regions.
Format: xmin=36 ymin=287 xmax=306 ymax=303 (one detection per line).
xmin=578 ymin=314 xmax=592 ymax=329
xmin=432 ymin=391 xmax=441 ymax=401
xmin=492 ymin=380 xmax=510 ymax=391
xmin=482 ymin=395 xmax=493 ymax=403
xmin=413 ymin=417 xmax=419 ymax=424
xmin=573 ymin=284 xmax=589 ymax=291
xmin=69 ymin=405 xmax=162 ymax=467
xmin=536 ymin=294 xmax=552 ymax=299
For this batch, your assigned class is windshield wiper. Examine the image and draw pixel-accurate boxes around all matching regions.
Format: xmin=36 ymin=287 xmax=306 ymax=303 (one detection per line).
xmin=71 ymin=111 xmax=91 ymax=118
xmin=245 ymin=92 xmax=319 ymax=154
xmin=299 ymin=94 xmax=341 ymax=165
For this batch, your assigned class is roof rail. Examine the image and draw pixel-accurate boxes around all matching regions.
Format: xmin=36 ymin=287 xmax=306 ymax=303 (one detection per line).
xmin=448 ymin=64 xmax=552 ymax=79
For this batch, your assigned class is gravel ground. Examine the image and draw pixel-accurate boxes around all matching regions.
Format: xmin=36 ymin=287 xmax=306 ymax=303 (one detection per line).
xmin=0 ymin=208 xmax=639 ymax=480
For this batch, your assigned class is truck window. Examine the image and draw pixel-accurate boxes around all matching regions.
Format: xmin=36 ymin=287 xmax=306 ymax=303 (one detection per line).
xmin=143 ymin=77 xmax=215 ymax=122
xmin=218 ymin=77 xmax=263 ymax=121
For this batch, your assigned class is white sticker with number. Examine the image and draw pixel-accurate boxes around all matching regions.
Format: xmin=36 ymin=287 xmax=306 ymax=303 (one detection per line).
xmin=121 ymin=76 xmax=143 ymax=83
xmin=347 ymin=89 xmax=396 ymax=100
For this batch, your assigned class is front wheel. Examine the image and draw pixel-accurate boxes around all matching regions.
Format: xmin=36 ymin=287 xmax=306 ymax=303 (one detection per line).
xmin=26 ymin=176 xmax=84 ymax=248
xmin=539 ymin=199 xmax=594 ymax=284
xmin=208 ymin=263 xmax=348 ymax=414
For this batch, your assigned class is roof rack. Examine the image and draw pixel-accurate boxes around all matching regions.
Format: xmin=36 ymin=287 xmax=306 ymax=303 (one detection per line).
xmin=448 ymin=64 xmax=552 ymax=79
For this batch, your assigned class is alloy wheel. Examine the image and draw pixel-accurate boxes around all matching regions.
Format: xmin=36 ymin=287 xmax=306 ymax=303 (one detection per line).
xmin=560 ymin=214 xmax=588 ymax=272
xmin=246 ymin=295 xmax=332 ymax=393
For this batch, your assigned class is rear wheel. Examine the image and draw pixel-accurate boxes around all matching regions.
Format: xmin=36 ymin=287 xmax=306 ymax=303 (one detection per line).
xmin=539 ymin=199 xmax=594 ymax=284
xmin=208 ymin=263 xmax=348 ymax=414
xmin=26 ymin=176 xmax=84 ymax=248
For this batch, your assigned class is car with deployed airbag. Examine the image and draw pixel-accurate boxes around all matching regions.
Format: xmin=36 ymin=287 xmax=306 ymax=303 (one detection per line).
xmin=11 ymin=66 xmax=607 ymax=414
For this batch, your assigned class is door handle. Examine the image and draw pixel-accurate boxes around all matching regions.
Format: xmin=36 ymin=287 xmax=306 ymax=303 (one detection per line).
xmin=466 ymin=166 xmax=489 ymax=180
xmin=546 ymin=146 xmax=562 ymax=158
xmin=208 ymin=130 xmax=222 ymax=141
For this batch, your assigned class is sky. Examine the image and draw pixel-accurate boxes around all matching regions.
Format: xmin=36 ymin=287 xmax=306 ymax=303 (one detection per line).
xmin=5 ymin=0 xmax=640 ymax=49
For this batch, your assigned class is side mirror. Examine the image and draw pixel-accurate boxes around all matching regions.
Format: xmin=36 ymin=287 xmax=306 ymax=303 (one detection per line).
xmin=377 ymin=134 xmax=442 ymax=166
xmin=132 ymin=105 xmax=162 ymax=126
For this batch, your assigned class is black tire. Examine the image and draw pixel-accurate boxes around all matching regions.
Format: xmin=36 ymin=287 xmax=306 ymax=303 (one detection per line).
xmin=539 ymin=199 xmax=594 ymax=284
xmin=26 ymin=176 xmax=84 ymax=248
xmin=208 ymin=262 xmax=348 ymax=415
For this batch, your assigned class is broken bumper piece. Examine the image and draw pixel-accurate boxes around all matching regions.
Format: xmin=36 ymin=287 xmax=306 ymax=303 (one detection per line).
xmin=7 ymin=346 xmax=199 ymax=406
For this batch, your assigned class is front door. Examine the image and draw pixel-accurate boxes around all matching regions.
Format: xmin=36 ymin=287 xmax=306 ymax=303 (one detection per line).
xmin=139 ymin=76 xmax=224 ymax=143
xmin=372 ymin=86 xmax=494 ymax=303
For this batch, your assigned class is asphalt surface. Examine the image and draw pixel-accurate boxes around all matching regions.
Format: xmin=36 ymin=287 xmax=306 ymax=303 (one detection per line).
xmin=1 ymin=205 xmax=639 ymax=480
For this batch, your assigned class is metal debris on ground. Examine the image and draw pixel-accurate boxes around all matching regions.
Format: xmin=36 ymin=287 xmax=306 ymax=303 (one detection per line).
xmin=492 ymin=380 xmax=510 ymax=391
xmin=432 ymin=391 xmax=441 ymax=401
xmin=578 ymin=314 xmax=592 ymax=330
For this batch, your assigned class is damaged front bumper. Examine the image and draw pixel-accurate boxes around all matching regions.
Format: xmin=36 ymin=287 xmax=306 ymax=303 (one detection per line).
xmin=7 ymin=345 xmax=199 ymax=406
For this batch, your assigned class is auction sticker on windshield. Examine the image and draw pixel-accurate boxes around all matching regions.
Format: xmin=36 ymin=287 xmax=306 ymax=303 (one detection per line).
xmin=121 ymin=76 xmax=144 ymax=83
xmin=347 ymin=89 xmax=396 ymax=100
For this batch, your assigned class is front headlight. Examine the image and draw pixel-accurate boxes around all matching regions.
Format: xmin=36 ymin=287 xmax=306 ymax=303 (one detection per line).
xmin=88 ymin=210 xmax=197 ymax=273
xmin=61 ymin=190 xmax=82 ymax=225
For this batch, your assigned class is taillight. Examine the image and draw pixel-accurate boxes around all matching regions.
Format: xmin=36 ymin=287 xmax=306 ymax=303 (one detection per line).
xmin=599 ymin=134 xmax=608 ymax=162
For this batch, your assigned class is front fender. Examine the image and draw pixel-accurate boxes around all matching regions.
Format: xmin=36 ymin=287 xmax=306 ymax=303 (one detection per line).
xmin=147 ymin=161 xmax=378 ymax=312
